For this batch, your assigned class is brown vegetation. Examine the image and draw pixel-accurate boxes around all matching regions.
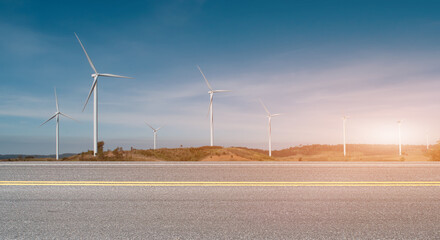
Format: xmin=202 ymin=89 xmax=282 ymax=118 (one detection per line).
xmin=3 ymin=143 xmax=433 ymax=162
xmin=60 ymin=144 xmax=430 ymax=162
xmin=428 ymin=141 xmax=440 ymax=161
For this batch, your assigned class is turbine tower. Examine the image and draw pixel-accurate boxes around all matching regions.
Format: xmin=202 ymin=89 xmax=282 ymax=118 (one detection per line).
xmin=397 ymin=120 xmax=402 ymax=156
xmin=259 ymin=99 xmax=281 ymax=157
xmin=197 ymin=65 xmax=230 ymax=146
xmin=342 ymin=116 xmax=349 ymax=157
xmin=75 ymin=33 xmax=133 ymax=156
xmin=41 ymin=88 xmax=76 ymax=160
xmin=146 ymin=122 xmax=163 ymax=150
xmin=426 ymin=132 xmax=429 ymax=150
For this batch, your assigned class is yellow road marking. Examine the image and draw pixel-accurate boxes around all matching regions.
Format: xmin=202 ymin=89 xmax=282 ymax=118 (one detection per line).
xmin=1 ymin=181 xmax=440 ymax=186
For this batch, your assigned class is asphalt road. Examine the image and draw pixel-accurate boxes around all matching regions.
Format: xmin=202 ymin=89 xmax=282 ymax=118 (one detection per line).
xmin=1 ymin=161 xmax=440 ymax=239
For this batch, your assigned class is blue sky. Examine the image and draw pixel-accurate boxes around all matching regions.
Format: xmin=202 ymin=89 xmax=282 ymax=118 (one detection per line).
xmin=2 ymin=0 xmax=440 ymax=154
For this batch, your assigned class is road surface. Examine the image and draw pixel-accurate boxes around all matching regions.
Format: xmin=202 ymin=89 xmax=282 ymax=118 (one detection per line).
xmin=1 ymin=161 xmax=440 ymax=239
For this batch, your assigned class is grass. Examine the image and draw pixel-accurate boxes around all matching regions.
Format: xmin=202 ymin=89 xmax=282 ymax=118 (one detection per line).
xmin=134 ymin=146 xmax=223 ymax=161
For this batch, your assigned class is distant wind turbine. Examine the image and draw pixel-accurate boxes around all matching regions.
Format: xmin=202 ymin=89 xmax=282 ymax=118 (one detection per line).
xmin=197 ymin=65 xmax=230 ymax=146
xmin=146 ymin=122 xmax=163 ymax=150
xmin=259 ymin=99 xmax=281 ymax=157
xmin=426 ymin=132 xmax=429 ymax=150
xmin=75 ymin=32 xmax=133 ymax=156
xmin=342 ymin=116 xmax=349 ymax=157
xmin=41 ymin=88 xmax=76 ymax=160
xmin=397 ymin=120 xmax=402 ymax=156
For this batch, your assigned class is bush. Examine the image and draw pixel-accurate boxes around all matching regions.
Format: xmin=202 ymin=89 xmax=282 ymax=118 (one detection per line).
xmin=135 ymin=147 xmax=218 ymax=161
xmin=428 ymin=141 xmax=440 ymax=161
xmin=112 ymin=147 xmax=123 ymax=160
xmin=97 ymin=141 xmax=105 ymax=159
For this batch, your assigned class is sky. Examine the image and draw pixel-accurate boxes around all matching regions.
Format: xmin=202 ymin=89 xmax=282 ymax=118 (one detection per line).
xmin=1 ymin=0 xmax=440 ymax=154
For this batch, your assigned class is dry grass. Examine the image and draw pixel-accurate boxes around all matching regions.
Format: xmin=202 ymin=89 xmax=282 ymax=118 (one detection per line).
xmin=275 ymin=144 xmax=430 ymax=162
xmin=5 ymin=144 xmax=432 ymax=161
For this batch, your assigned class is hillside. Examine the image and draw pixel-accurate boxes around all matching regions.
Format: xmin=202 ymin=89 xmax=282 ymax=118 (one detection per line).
xmin=271 ymin=144 xmax=430 ymax=161
xmin=2 ymin=144 xmax=432 ymax=161
xmin=63 ymin=146 xmax=272 ymax=162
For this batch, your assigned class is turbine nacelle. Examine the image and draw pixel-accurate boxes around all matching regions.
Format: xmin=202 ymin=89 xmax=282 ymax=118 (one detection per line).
xmin=91 ymin=73 xmax=98 ymax=78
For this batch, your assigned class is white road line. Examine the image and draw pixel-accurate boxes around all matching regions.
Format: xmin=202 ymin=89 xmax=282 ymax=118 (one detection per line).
xmin=2 ymin=181 xmax=440 ymax=186
xmin=0 ymin=162 xmax=439 ymax=167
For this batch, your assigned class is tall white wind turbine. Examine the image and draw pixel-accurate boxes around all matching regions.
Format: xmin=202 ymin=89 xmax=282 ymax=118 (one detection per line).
xmin=41 ymin=88 xmax=76 ymax=160
xmin=397 ymin=120 xmax=402 ymax=156
xmin=146 ymin=122 xmax=163 ymax=150
xmin=197 ymin=65 xmax=230 ymax=146
xmin=259 ymin=99 xmax=281 ymax=157
xmin=75 ymin=33 xmax=133 ymax=156
xmin=342 ymin=116 xmax=349 ymax=157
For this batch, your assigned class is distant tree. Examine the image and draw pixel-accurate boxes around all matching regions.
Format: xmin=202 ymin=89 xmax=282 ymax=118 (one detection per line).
xmin=428 ymin=141 xmax=440 ymax=161
xmin=97 ymin=141 xmax=105 ymax=159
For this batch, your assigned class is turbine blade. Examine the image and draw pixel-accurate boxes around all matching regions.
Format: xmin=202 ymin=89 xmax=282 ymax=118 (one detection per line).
xmin=156 ymin=126 xmax=163 ymax=131
xmin=99 ymin=73 xmax=133 ymax=79
xmin=197 ymin=65 xmax=213 ymax=90
xmin=60 ymin=112 xmax=78 ymax=122
xmin=259 ymin=99 xmax=270 ymax=116
xmin=145 ymin=122 xmax=155 ymax=131
xmin=54 ymin=87 xmax=59 ymax=112
xmin=271 ymin=113 xmax=282 ymax=117
xmin=74 ymin=32 xmax=98 ymax=74
xmin=40 ymin=113 xmax=58 ymax=126
xmin=82 ymin=76 xmax=98 ymax=112
xmin=213 ymin=90 xmax=231 ymax=93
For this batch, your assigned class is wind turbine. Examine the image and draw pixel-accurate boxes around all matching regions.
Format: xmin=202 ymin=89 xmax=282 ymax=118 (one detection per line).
xmin=426 ymin=132 xmax=429 ymax=150
xmin=75 ymin=32 xmax=133 ymax=156
xmin=259 ymin=99 xmax=281 ymax=157
xmin=145 ymin=122 xmax=163 ymax=150
xmin=41 ymin=88 xmax=76 ymax=160
xmin=397 ymin=120 xmax=402 ymax=156
xmin=342 ymin=116 xmax=349 ymax=157
xmin=197 ymin=65 xmax=230 ymax=146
